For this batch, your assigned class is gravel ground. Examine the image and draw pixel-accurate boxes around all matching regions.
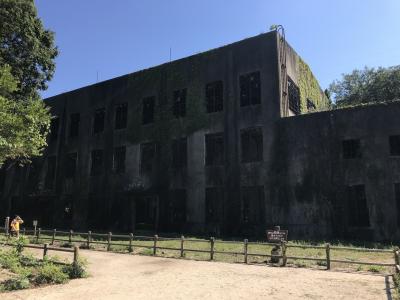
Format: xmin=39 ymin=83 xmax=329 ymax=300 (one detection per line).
xmin=1 ymin=249 xmax=394 ymax=300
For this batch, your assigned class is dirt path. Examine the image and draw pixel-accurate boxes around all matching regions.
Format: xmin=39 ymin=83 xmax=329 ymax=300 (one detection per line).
xmin=2 ymin=249 xmax=394 ymax=300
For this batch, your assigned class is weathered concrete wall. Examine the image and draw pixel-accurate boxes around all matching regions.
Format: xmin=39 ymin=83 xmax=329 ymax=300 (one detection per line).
xmin=2 ymin=30 xmax=398 ymax=242
xmin=269 ymin=101 xmax=400 ymax=241
xmin=0 ymin=31 xmax=282 ymax=236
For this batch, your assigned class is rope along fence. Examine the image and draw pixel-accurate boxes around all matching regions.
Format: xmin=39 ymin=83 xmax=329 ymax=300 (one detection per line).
xmin=1 ymin=227 xmax=398 ymax=272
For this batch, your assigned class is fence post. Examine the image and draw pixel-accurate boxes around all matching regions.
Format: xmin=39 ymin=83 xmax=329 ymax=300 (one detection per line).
xmin=51 ymin=229 xmax=56 ymax=245
xmin=43 ymin=243 xmax=48 ymax=259
xmin=128 ymin=233 xmax=133 ymax=253
xmin=281 ymin=241 xmax=287 ymax=267
xmin=73 ymin=246 xmax=79 ymax=264
xmin=394 ymin=248 xmax=399 ymax=273
xmin=69 ymin=230 xmax=73 ymax=243
xmin=210 ymin=237 xmax=215 ymax=261
xmin=36 ymin=228 xmax=41 ymax=243
xmin=180 ymin=235 xmax=185 ymax=258
xmin=5 ymin=217 xmax=10 ymax=235
xmin=107 ymin=232 xmax=112 ymax=251
xmin=22 ymin=228 xmax=26 ymax=236
xmin=87 ymin=231 xmax=92 ymax=248
xmin=326 ymin=243 xmax=331 ymax=270
xmin=153 ymin=235 xmax=158 ymax=256
xmin=244 ymin=239 xmax=248 ymax=264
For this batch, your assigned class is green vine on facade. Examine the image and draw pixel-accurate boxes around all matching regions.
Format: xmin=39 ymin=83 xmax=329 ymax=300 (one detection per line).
xmin=297 ymin=57 xmax=330 ymax=113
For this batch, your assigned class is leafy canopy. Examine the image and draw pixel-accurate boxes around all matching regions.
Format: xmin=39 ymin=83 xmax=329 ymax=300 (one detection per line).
xmin=0 ymin=65 xmax=50 ymax=166
xmin=0 ymin=0 xmax=58 ymax=99
xmin=329 ymin=65 xmax=400 ymax=107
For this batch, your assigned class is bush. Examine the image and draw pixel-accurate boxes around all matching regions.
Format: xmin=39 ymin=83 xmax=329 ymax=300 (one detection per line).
xmin=14 ymin=236 xmax=28 ymax=254
xmin=34 ymin=263 xmax=69 ymax=284
xmin=0 ymin=249 xmax=20 ymax=272
xmin=0 ymin=276 xmax=30 ymax=291
xmin=63 ymin=259 xmax=88 ymax=279
xmin=19 ymin=254 xmax=41 ymax=267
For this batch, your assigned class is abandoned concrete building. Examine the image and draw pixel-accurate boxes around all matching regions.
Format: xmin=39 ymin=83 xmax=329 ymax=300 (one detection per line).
xmin=1 ymin=30 xmax=400 ymax=241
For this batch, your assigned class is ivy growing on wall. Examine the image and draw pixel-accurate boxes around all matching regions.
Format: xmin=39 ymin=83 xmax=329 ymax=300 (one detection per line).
xmin=297 ymin=57 xmax=331 ymax=113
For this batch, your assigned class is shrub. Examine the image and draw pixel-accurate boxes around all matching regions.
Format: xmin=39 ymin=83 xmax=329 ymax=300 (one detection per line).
xmin=368 ymin=265 xmax=383 ymax=273
xmin=19 ymin=254 xmax=41 ymax=267
xmin=63 ymin=259 xmax=88 ymax=279
xmin=34 ymin=263 xmax=69 ymax=284
xmin=0 ymin=276 xmax=30 ymax=291
xmin=14 ymin=236 xmax=28 ymax=254
xmin=0 ymin=249 xmax=20 ymax=272
xmin=60 ymin=242 xmax=73 ymax=248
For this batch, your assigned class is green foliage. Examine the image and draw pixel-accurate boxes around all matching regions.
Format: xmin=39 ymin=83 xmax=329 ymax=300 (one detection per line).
xmin=329 ymin=65 xmax=400 ymax=107
xmin=0 ymin=249 xmax=20 ymax=272
xmin=63 ymin=259 xmax=88 ymax=279
xmin=34 ymin=263 xmax=69 ymax=284
xmin=297 ymin=58 xmax=331 ymax=112
xmin=367 ymin=265 xmax=383 ymax=273
xmin=13 ymin=236 xmax=28 ymax=254
xmin=0 ymin=0 xmax=58 ymax=99
xmin=0 ymin=65 xmax=51 ymax=166
xmin=0 ymin=276 xmax=30 ymax=291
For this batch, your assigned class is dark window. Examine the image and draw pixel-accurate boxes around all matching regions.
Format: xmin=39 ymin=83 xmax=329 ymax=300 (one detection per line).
xmin=65 ymin=153 xmax=77 ymax=179
xmin=241 ymin=186 xmax=264 ymax=224
xmin=45 ymin=156 xmax=56 ymax=189
xmin=90 ymin=149 xmax=103 ymax=176
xmin=288 ymin=77 xmax=301 ymax=115
xmin=240 ymin=71 xmax=261 ymax=107
xmin=140 ymin=143 xmax=156 ymax=174
xmin=173 ymin=89 xmax=186 ymax=118
xmin=396 ymin=183 xmax=400 ymax=226
xmin=172 ymin=138 xmax=187 ymax=168
xmin=93 ymin=108 xmax=105 ymax=134
xmin=50 ymin=117 xmax=59 ymax=141
xmin=115 ymin=103 xmax=128 ymax=129
xmin=142 ymin=96 xmax=155 ymax=124
xmin=206 ymin=81 xmax=223 ymax=113
xmin=241 ymin=127 xmax=263 ymax=162
xmin=205 ymin=133 xmax=224 ymax=166
xmin=342 ymin=139 xmax=362 ymax=159
xmin=169 ymin=189 xmax=187 ymax=226
xmin=113 ymin=146 xmax=126 ymax=174
xmin=69 ymin=113 xmax=80 ymax=137
xmin=347 ymin=185 xmax=370 ymax=227
xmin=307 ymin=98 xmax=316 ymax=111
xmin=389 ymin=135 xmax=400 ymax=156
xmin=205 ymin=188 xmax=224 ymax=223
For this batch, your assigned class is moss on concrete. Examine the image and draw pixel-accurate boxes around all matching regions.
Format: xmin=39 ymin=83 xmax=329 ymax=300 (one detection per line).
xmin=297 ymin=58 xmax=330 ymax=113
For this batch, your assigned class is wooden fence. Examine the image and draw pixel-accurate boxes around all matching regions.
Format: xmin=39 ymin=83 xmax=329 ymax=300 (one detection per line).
xmin=0 ymin=228 xmax=79 ymax=264
xmin=1 ymin=226 xmax=399 ymax=272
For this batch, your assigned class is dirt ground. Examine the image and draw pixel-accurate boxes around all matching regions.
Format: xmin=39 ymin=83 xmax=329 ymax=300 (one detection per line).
xmin=1 ymin=249 xmax=395 ymax=300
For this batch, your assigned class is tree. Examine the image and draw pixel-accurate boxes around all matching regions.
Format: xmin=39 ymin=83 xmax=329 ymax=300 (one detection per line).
xmin=0 ymin=0 xmax=58 ymax=99
xmin=0 ymin=0 xmax=57 ymax=167
xmin=0 ymin=65 xmax=50 ymax=167
xmin=329 ymin=66 xmax=400 ymax=107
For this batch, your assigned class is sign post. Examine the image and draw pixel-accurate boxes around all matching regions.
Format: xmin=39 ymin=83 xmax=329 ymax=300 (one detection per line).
xmin=33 ymin=220 xmax=38 ymax=237
xmin=266 ymin=226 xmax=288 ymax=264
xmin=266 ymin=226 xmax=288 ymax=243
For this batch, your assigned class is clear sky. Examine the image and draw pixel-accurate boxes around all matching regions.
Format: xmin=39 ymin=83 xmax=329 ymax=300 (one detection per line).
xmin=35 ymin=0 xmax=400 ymax=98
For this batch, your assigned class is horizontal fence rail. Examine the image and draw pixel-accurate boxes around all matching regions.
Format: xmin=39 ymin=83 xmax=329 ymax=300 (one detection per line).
xmin=1 ymin=225 xmax=398 ymax=272
xmin=1 ymin=239 xmax=79 ymax=265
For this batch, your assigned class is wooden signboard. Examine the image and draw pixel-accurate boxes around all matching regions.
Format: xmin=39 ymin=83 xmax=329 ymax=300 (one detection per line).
xmin=266 ymin=229 xmax=288 ymax=243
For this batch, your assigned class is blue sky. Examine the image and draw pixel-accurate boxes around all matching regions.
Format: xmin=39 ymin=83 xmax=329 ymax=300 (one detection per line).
xmin=35 ymin=0 xmax=400 ymax=98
